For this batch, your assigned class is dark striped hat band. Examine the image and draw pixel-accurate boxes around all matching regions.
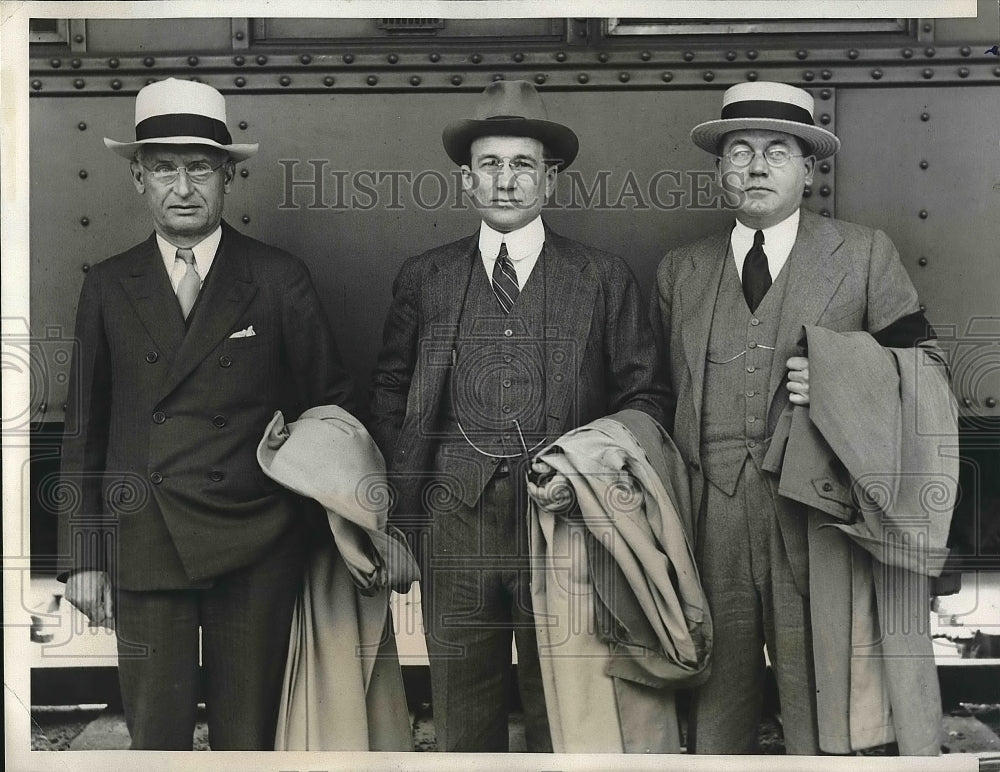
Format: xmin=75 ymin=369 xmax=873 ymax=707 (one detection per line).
xmin=720 ymin=100 xmax=814 ymax=126
xmin=135 ymin=113 xmax=233 ymax=145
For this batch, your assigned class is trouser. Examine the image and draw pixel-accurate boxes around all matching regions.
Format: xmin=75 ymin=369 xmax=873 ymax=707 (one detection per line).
xmin=689 ymin=460 xmax=820 ymax=754
xmin=422 ymin=465 xmax=552 ymax=753
xmin=114 ymin=526 xmax=305 ymax=750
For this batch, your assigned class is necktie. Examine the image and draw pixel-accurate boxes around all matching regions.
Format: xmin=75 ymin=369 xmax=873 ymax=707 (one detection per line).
xmin=491 ymin=242 xmax=519 ymax=314
xmin=174 ymin=248 xmax=201 ymax=320
xmin=742 ymin=229 xmax=772 ymax=312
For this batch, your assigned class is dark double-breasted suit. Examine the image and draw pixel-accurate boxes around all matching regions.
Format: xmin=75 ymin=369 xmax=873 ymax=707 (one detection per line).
xmin=653 ymin=208 xmax=926 ymax=752
xmin=371 ymin=224 xmax=668 ymax=751
xmin=58 ymin=220 xmax=354 ymax=748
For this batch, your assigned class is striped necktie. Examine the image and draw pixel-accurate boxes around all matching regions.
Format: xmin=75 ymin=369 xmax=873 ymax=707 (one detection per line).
xmin=174 ymin=248 xmax=201 ymax=320
xmin=741 ymin=229 xmax=772 ymax=312
xmin=491 ymin=242 xmax=519 ymax=314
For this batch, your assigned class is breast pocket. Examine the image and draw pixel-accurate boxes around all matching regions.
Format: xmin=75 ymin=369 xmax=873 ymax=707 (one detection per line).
xmin=223 ymin=333 xmax=265 ymax=350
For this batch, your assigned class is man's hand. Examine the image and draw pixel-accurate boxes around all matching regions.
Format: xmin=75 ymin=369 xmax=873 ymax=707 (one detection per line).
xmin=64 ymin=570 xmax=114 ymax=630
xmin=526 ymin=460 xmax=575 ymax=514
xmin=786 ymin=356 xmax=810 ymax=405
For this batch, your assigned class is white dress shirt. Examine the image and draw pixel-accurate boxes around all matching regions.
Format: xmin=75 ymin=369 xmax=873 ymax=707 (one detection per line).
xmin=731 ymin=209 xmax=800 ymax=281
xmin=156 ymin=226 xmax=222 ymax=292
xmin=478 ymin=216 xmax=545 ymax=290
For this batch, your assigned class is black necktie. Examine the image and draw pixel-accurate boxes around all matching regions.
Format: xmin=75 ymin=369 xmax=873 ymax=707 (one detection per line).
xmin=742 ymin=230 xmax=771 ymax=312
xmin=491 ymin=242 xmax=519 ymax=313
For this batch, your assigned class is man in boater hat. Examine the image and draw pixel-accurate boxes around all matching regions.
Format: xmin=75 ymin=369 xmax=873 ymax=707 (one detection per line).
xmin=57 ymin=78 xmax=355 ymax=749
xmin=370 ymin=80 xmax=668 ymax=752
xmin=653 ymin=82 xmax=945 ymax=753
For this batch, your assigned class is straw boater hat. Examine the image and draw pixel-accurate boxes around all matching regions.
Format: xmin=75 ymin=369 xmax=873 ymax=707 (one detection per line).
xmin=104 ymin=77 xmax=258 ymax=161
xmin=442 ymin=79 xmax=579 ymax=171
xmin=691 ymin=81 xmax=841 ymax=160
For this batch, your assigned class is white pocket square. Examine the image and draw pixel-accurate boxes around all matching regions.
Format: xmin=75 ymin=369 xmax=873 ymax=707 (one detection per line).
xmin=229 ymin=325 xmax=256 ymax=339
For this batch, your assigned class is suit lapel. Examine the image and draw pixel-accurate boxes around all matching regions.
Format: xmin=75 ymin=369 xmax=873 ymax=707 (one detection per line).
xmin=541 ymin=232 xmax=597 ymax=438
xmin=118 ymin=234 xmax=187 ymax=357
xmin=159 ymin=226 xmax=258 ymax=400
xmin=766 ymin=210 xmax=848 ymax=422
xmin=679 ymin=230 xmax=731 ymax=428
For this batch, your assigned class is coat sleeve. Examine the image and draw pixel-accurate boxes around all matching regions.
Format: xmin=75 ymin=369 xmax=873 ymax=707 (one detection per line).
xmin=369 ymin=258 xmax=420 ymax=462
xmin=280 ymin=258 xmax=357 ymax=419
xmin=649 ymin=252 xmax=680 ymax=434
xmin=865 ymin=229 xmax=922 ymax=335
xmin=57 ymin=270 xmax=113 ymax=578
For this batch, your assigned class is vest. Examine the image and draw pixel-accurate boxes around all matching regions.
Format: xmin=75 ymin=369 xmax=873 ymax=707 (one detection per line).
xmin=700 ymin=246 xmax=790 ymax=495
xmin=435 ymin=251 xmax=548 ymax=507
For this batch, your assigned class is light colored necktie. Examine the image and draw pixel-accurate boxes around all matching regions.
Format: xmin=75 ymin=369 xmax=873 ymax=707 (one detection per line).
xmin=174 ymin=248 xmax=201 ymax=320
xmin=491 ymin=242 xmax=519 ymax=314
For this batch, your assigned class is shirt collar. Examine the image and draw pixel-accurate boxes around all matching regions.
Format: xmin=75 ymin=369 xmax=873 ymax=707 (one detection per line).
xmin=478 ymin=216 xmax=545 ymax=262
xmin=732 ymin=208 xmax=800 ymax=257
xmin=156 ymin=226 xmax=223 ymax=276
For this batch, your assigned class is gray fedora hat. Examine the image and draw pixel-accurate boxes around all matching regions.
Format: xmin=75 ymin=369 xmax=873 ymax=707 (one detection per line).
xmin=442 ymin=80 xmax=579 ymax=171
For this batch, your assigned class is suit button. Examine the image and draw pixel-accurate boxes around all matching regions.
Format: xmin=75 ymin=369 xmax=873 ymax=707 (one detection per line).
xmin=750 ymin=318 xmax=760 ymax=326
xmin=747 ymin=440 xmax=757 ymax=448
xmin=503 ymin=329 xmax=513 ymax=337
xmin=822 ymin=481 xmax=834 ymax=492
xmin=145 ymin=351 xmax=159 ymax=363
xmin=554 ymin=373 xmax=563 ymax=382
xmin=212 ymin=415 xmax=227 ymax=428
xmin=152 ymin=411 xmax=166 ymax=424
xmin=209 ymin=470 xmax=224 ymax=482
xmin=149 ymin=472 xmax=163 ymax=484
xmin=502 ymin=378 xmax=512 ymax=388
xmin=502 ymin=405 xmax=512 ymax=414
xmin=748 ymin=341 xmax=757 ymax=349
xmin=219 ymin=355 xmax=232 ymax=368
xmin=690 ymin=460 xmax=701 ymax=472
xmin=747 ymin=366 xmax=756 ymax=373
xmin=504 ymin=355 xmax=512 ymax=363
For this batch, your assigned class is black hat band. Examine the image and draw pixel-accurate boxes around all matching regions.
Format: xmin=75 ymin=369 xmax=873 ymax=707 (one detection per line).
xmin=720 ymin=100 xmax=814 ymax=126
xmin=135 ymin=113 xmax=233 ymax=145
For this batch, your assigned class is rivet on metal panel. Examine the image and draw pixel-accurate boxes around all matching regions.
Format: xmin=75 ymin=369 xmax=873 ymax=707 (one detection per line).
xmin=902 ymin=48 xmax=913 ymax=58
xmin=960 ymin=46 xmax=972 ymax=57
xmin=918 ymin=257 xmax=928 ymax=266
xmin=820 ymin=70 xmax=832 ymax=80
xmin=235 ymin=31 xmax=245 ymax=41
xmin=188 ymin=56 xmax=199 ymax=67
xmin=925 ymin=47 xmax=936 ymax=57
xmin=234 ymin=56 xmax=245 ymax=66
xmin=747 ymin=50 xmax=758 ymax=60
xmin=556 ymin=52 xmax=567 ymax=62
xmin=847 ymin=49 xmax=859 ymax=60
xmin=388 ymin=54 xmax=400 ymax=64
xmin=683 ymin=51 xmax=695 ymax=62
xmin=920 ymin=160 xmax=928 ymax=169
xmin=470 ymin=53 xmax=482 ymax=64
xmin=242 ymin=215 xmax=250 ymax=224
xmin=661 ymin=72 xmax=673 ymax=82
xmin=74 ymin=34 xmax=84 ymax=44
xmin=513 ymin=53 xmax=525 ymax=63
xmin=368 ymin=75 xmax=380 ymax=86
xmin=962 ymin=397 xmax=972 ymax=408
xmin=71 ymin=59 xmax=82 ymax=69
xmin=78 ymin=122 xmax=87 ymax=130
xmin=240 ymin=168 xmax=249 ymax=178
xmin=987 ymin=397 xmax=998 ymax=409
xmin=280 ymin=76 xmax=291 ymax=87
xmin=819 ymin=185 xmax=831 ymax=197
xmin=920 ymin=112 xmax=930 ymax=121
xmin=109 ymin=58 xmax=119 ymax=69
xmin=82 ymin=263 xmax=90 ymax=272
xmin=819 ymin=162 xmax=831 ymax=174
xmin=111 ymin=79 xmax=122 ymax=90
xmin=234 ymin=77 xmax=246 ymax=88
xmin=598 ymin=52 xmax=610 ymax=63
xmin=819 ymin=114 xmax=831 ymax=125
xmin=578 ymin=73 xmax=590 ymax=84
xmin=239 ymin=121 xmax=248 ymax=130
xmin=300 ymin=54 xmax=312 ymax=65
xmin=919 ymin=209 xmax=928 ymax=219
xmin=80 ymin=217 xmax=89 ymax=226
xmin=493 ymin=73 xmax=505 ymax=81
xmin=451 ymin=75 xmax=463 ymax=85
xmin=726 ymin=51 xmax=737 ymax=61
xmin=74 ymin=79 xmax=85 ymax=90
xmin=79 ymin=170 xmax=87 ymax=179
xmin=535 ymin=74 xmax=546 ymax=84
xmin=803 ymin=71 xmax=815 ymax=81
xmin=920 ymin=304 xmax=926 ymax=312
xmin=50 ymin=58 xmax=61 ymax=68
xmin=819 ymin=89 xmax=831 ymax=100
xmin=922 ymin=69 xmax=933 ymax=79
xmin=641 ymin=51 xmax=652 ymax=61
xmin=343 ymin=54 xmax=355 ymax=64
xmin=410 ymin=75 xmax=421 ymax=86
xmin=144 ymin=57 xmax=155 ymax=67
xmin=958 ymin=67 xmax=970 ymax=78
xmin=256 ymin=55 xmax=268 ymax=65
xmin=429 ymin=53 xmax=441 ymax=63
xmin=619 ymin=72 xmax=631 ymax=83
xmin=747 ymin=71 xmax=759 ymax=81
xmin=820 ymin=209 xmax=831 ymax=217
xmin=995 ymin=67 xmax=1000 ymax=77
xmin=871 ymin=69 xmax=883 ymax=80
xmin=803 ymin=186 xmax=812 ymax=198
xmin=796 ymin=49 xmax=808 ymax=60
xmin=324 ymin=76 xmax=335 ymax=86
xmin=31 ymin=80 xmax=42 ymax=91
xmin=703 ymin=71 xmax=714 ymax=82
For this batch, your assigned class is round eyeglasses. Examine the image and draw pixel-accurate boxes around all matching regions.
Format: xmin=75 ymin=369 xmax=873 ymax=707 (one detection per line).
xmin=722 ymin=146 xmax=804 ymax=168
xmin=141 ymin=161 xmax=226 ymax=184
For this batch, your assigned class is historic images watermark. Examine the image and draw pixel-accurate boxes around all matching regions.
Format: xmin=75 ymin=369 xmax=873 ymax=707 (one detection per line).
xmin=277 ymin=160 xmax=747 ymax=213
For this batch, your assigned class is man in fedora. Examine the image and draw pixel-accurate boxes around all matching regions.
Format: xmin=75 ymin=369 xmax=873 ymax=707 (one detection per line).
xmin=652 ymin=81 xmax=941 ymax=753
xmin=57 ymin=77 xmax=355 ymax=749
xmin=371 ymin=80 xmax=668 ymax=752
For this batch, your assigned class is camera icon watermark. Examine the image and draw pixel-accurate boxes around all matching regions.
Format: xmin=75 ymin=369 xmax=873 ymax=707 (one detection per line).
xmin=1 ymin=317 xmax=78 ymax=435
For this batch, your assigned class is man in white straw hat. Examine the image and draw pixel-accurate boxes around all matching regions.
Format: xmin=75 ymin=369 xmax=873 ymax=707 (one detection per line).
xmin=370 ymin=79 xmax=669 ymax=752
xmin=653 ymin=81 xmax=947 ymax=754
xmin=57 ymin=77 xmax=355 ymax=749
